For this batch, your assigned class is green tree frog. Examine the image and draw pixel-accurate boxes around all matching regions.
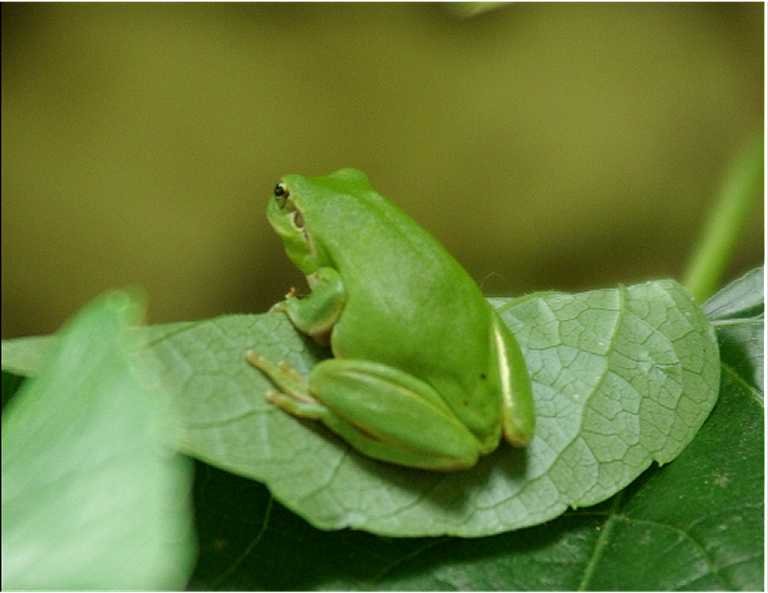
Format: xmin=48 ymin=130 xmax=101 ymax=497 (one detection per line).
xmin=247 ymin=168 xmax=534 ymax=471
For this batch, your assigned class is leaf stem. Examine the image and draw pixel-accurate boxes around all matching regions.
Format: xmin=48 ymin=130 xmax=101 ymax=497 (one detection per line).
xmin=683 ymin=135 xmax=764 ymax=302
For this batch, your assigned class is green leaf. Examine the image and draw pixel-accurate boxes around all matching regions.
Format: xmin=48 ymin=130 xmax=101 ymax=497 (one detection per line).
xmin=711 ymin=317 xmax=763 ymax=395
xmin=703 ymin=266 xmax=764 ymax=395
xmin=0 ymin=280 xmax=722 ymax=537
xmin=4 ymin=271 xmax=759 ymax=588
xmin=1 ymin=293 xmax=196 ymax=590
xmin=0 ymin=321 xmax=193 ymax=379
xmin=189 ymin=358 xmax=762 ymax=590
xmin=189 ymin=279 xmax=762 ymax=589
xmin=1 ymin=334 xmax=55 ymax=378
xmin=703 ymin=266 xmax=764 ymax=320
xmin=147 ymin=279 xmax=718 ymax=537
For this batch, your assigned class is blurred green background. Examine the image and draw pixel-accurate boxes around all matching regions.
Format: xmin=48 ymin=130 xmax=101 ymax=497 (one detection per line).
xmin=2 ymin=3 xmax=763 ymax=338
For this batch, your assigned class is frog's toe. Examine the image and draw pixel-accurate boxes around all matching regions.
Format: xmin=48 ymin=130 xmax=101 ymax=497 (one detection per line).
xmin=266 ymin=389 xmax=325 ymax=419
xmin=264 ymin=389 xmax=283 ymax=404
xmin=245 ymin=350 xmax=267 ymax=368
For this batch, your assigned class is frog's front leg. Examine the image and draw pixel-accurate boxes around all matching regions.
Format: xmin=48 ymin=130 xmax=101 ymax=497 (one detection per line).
xmin=247 ymin=356 xmax=482 ymax=471
xmin=275 ymin=266 xmax=345 ymax=344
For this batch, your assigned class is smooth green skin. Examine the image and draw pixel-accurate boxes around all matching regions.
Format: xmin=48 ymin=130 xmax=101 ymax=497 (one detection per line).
xmin=247 ymin=168 xmax=534 ymax=471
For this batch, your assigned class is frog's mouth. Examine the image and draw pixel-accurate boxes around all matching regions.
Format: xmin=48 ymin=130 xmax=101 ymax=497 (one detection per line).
xmin=282 ymin=199 xmax=304 ymax=229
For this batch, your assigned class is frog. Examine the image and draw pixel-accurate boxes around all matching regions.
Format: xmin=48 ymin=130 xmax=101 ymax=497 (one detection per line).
xmin=247 ymin=168 xmax=534 ymax=471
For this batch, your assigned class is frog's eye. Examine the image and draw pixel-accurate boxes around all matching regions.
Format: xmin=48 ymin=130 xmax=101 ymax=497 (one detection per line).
xmin=274 ymin=183 xmax=289 ymax=207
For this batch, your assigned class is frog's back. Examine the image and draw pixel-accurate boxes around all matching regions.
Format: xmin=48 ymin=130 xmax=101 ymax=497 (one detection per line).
xmin=289 ymin=170 xmax=500 ymax=443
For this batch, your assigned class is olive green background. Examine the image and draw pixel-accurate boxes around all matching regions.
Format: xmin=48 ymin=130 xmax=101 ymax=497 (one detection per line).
xmin=2 ymin=3 xmax=763 ymax=338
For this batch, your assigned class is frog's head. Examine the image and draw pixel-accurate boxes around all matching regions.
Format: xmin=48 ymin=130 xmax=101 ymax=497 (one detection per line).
xmin=266 ymin=176 xmax=318 ymax=275
xmin=266 ymin=169 xmax=371 ymax=275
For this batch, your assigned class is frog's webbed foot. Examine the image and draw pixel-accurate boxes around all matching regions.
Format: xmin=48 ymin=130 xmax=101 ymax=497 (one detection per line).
xmin=246 ymin=351 xmax=325 ymax=419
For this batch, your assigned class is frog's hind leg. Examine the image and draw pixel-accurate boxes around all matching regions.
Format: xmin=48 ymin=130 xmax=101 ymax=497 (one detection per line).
xmin=319 ymin=413 xmax=476 ymax=471
xmin=308 ymin=358 xmax=481 ymax=471
xmin=246 ymin=351 xmax=325 ymax=418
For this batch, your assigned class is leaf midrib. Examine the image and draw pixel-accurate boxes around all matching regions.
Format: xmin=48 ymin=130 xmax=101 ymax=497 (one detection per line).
xmin=576 ymin=492 xmax=622 ymax=591
xmin=721 ymin=362 xmax=763 ymax=407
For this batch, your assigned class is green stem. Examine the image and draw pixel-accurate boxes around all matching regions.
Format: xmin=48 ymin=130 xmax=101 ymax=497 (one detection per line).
xmin=683 ymin=135 xmax=764 ymax=302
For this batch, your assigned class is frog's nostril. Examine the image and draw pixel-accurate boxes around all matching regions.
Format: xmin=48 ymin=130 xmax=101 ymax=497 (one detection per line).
xmin=274 ymin=184 xmax=286 ymax=197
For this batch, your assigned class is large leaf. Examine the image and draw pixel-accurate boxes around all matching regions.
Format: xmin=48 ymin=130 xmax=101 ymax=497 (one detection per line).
xmin=0 ymin=280 xmax=722 ymax=538
xmin=186 ymin=269 xmax=762 ymax=590
xmin=1 ymin=293 xmax=196 ymax=590
xmin=149 ymin=279 xmax=718 ymax=537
